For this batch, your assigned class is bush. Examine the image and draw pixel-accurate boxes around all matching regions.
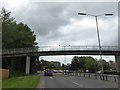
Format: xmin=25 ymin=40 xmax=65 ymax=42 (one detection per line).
xmin=10 ymin=71 xmax=25 ymax=77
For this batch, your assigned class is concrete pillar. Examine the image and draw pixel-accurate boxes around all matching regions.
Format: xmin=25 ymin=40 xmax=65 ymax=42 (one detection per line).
xmin=115 ymin=55 xmax=120 ymax=73
xmin=115 ymin=55 xmax=120 ymax=90
xmin=25 ymin=56 xmax=30 ymax=75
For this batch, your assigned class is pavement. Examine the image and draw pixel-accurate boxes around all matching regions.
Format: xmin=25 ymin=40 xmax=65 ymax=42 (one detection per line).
xmin=37 ymin=71 xmax=118 ymax=88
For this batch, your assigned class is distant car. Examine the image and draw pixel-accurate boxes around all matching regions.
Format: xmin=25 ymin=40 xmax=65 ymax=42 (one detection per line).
xmin=58 ymin=70 xmax=63 ymax=73
xmin=65 ymin=70 xmax=69 ymax=73
xmin=96 ymin=71 xmax=102 ymax=74
xmin=53 ymin=70 xmax=58 ymax=73
xmin=44 ymin=70 xmax=53 ymax=76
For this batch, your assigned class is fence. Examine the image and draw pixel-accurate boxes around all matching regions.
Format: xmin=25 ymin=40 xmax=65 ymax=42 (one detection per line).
xmin=67 ymin=72 xmax=118 ymax=83
xmin=0 ymin=69 xmax=9 ymax=80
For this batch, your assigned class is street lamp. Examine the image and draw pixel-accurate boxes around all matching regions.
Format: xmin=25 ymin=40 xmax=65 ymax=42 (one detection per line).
xmin=78 ymin=12 xmax=114 ymax=73
xmin=59 ymin=45 xmax=70 ymax=74
xmin=59 ymin=45 xmax=70 ymax=65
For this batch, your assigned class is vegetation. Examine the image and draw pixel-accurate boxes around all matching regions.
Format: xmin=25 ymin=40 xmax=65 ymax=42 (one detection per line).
xmin=97 ymin=59 xmax=111 ymax=71
xmin=1 ymin=8 xmax=39 ymax=76
xmin=2 ymin=75 xmax=40 ymax=88
xmin=71 ymin=56 xmax=111 ymax=73
xmin=0 ymin=80 xmax=1 ymax=89
xmin=38 ymin=59 xmax=62 ymax=70
xmin=38 ymin=56 xmax=114 ymax=74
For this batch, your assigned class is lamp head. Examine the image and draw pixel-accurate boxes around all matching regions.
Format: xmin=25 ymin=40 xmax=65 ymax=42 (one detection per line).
xmin=105 ymin=14 xmax=114 ymax=16
xmin=78 ymin=13 xmax=87 ymax=15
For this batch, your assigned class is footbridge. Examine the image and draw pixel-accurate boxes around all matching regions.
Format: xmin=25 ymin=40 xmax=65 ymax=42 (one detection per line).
xmin=1 ymin=45 xmax=120 ymax=75
xmin=1 ymin=46 xmax=119 ymax=57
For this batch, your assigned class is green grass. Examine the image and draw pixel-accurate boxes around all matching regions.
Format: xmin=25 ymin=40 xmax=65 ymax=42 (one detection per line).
xmin=0 ymin=80 xmax=2 ymax=89
xmin=2 ymin=75 xmax=40 ymax=88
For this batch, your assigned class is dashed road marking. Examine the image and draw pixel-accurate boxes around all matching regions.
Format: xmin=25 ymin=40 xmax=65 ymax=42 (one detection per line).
xmin=72 ymin=81 xmax=83 ymax=87
xmin=70 ymin=76 xmax=73 ymax=79
xmin=62 ymin=77 xmax=68 ymax=80
xmin=50 ymin=77 xmax=53 ymax=79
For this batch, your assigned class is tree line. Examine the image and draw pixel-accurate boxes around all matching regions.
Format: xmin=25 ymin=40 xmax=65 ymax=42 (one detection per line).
xmin=71 ymin=56 xmax=115 ymax=73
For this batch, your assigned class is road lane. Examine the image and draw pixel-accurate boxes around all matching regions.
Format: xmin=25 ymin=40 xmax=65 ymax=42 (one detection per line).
xmin=43 ymin=73 xmax=118 ymax=88
xmin=65 ymin=76 xmax=118 ymax=88
xmin=44 ymin=75 xmax=82 ymax=88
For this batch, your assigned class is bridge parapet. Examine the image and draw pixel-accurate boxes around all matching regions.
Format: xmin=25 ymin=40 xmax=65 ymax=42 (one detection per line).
xmin=1 ymin=46 xmax=119 ymax=55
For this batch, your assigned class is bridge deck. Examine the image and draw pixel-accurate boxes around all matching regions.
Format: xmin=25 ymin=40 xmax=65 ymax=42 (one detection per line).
xmin=1 ymin=46 xmax=119 ymax=57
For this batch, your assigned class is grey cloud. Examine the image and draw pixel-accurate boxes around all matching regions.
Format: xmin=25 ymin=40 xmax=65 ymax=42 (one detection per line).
xmin=17 ymin=3 xmax=71 ymax=36
xmin=4 ymin=2 xmax=118 ymax=47
xmin=2 ymin=1 xmax=118 ymax=62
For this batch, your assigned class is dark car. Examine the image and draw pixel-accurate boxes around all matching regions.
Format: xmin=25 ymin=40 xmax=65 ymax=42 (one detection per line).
xmin=44 ymin=70 xmax=53 ymax=76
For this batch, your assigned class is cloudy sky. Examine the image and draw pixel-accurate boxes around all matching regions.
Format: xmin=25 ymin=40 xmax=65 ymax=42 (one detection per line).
xmin=1 ymin=0 xmax=119 ymax=64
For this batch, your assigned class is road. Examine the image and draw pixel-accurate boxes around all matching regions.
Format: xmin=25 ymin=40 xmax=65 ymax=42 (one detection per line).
xmin=38 ymin=72 xmax=118 ymax=88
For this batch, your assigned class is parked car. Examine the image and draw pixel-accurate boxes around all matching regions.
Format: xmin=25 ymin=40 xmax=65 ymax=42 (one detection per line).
xmin=44 ymin=70 xmax=53 ymax=76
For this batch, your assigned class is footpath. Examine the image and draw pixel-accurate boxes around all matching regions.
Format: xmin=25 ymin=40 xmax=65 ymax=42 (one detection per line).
xmin=36 ymin=71 xmax=45 ymax=88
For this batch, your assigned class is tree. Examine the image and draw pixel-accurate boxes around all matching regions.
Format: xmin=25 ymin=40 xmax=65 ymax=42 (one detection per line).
xmin=71 ymin=56 xmax=98 ymax=72
xmin=97 ymin=59 xmax=111 ymax=71
xmin=0 ymin=7 xmax=15 ymax=23
xmin=78 ymin=57 xmax=86 ymax=71
xmin=84 ymin=57 xmax=97 ymax=73
xmin=1 ymin=8 xmax=38 ymax=76
xmin=71 ymin=56 xmax=86 ymax=71
xmin=2 ymin=8 xmax=37 ymax=49
xmin=71 ymin=56 xmax=80 ymax=71
xmin=102 ymin=60 xmax=111 ymax=70
xmin=109 ymin=60 xmax=116 ymax=71
xmin=61 ymin=63 xmax=65 ymax=68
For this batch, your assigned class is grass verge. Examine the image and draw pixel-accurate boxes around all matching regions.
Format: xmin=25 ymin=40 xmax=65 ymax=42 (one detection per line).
xmin=2 ymin=75 xmax=40 ymax=89
xmin=0 ymin=80 xmax=2 ymax=89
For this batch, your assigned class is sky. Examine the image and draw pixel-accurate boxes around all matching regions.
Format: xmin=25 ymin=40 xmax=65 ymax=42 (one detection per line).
xmin=1 ymin=0 xmax=119 ymax=64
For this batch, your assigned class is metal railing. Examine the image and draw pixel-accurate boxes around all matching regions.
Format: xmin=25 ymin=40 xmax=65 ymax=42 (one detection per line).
xmin=1 ymin=46 xmax=119 ymax=55
xmin=67 ymin=72 xmax=118 ymax=83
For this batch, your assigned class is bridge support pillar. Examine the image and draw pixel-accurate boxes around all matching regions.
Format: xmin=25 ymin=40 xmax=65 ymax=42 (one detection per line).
xmin=115 ymin=55 xmax=120 ymax=90
xmin=25 ymin=56 xmax=30 ymax=75
xmin=115 ymin=55 xmax=120 ymax=73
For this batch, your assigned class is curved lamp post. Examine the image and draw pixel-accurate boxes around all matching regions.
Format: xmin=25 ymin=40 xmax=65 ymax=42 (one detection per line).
xmin=78 ymin=13 xmax=114 ymax=73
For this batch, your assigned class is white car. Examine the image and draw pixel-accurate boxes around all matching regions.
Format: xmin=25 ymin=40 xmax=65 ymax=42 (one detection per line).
xmin=53 ymin=70 xmax=58 ymax=73
xmin=96 ymin=71 xmax=102 ymax=74
xmin=58 ymin=70 xmax=63 ymax=73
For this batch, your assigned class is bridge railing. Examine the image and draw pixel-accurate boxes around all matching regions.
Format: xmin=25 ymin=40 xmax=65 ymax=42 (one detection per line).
xmin=2 ymin=47 xmax=38 ymax=55
xmin=1 ymin=46 xmax=118 ymax=55
xmin=38 ymin=46 xmax=118 ymax=51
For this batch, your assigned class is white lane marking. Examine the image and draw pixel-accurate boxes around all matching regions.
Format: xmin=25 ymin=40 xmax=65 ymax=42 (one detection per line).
xmin=62 ymin=77 xmax=68 ymax=80
xmin=50 ymin=77 xmax=53 ymax=79
xmin=72 ymin=81 xmax=83 ymax=87
xmin=70 ymin=76 xmax=73 ymax=79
